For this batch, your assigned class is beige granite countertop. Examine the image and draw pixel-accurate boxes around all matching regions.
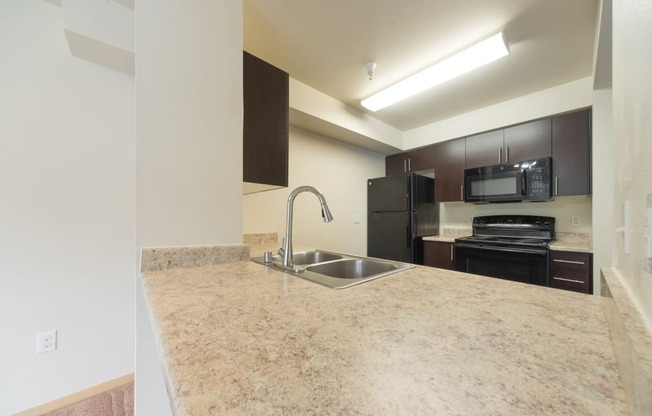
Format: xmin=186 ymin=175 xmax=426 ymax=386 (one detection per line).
xmin=423 ymin=228 xmax=471 ymax=243
xmin=140 ymin=245 xmax=626 ymax=415
xmin=551 ymin=233 xmax=593 ymax=253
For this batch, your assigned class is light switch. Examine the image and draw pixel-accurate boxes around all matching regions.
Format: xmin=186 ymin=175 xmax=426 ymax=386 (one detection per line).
xmin=353 ymin=213 xmax=361 ymax=224
xmin=615 ymin=201 xmax=631 ymax=254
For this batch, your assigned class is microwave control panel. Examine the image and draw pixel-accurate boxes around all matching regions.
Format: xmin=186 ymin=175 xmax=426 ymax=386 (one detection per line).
xmin=527 ymin=165 xmax=551 ymax=200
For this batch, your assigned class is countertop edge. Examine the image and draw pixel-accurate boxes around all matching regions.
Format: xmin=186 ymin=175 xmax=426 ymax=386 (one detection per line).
xmin=602 ymin=268 xmax=652 ymax=414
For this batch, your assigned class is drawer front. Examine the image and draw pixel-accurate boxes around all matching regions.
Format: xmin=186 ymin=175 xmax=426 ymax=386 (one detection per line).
xmin=550 ymin=251 xmax=592 ymax=294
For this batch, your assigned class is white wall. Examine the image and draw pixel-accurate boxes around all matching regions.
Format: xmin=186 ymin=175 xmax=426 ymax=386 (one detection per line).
xmin=403 ymin=77 xmax=593 ymax=149
xmin=135 ymin=1 xmax=242 ymax=248
xmin=134 ymin=0 xmax=243 ymax=414
xmin=610 ymin=0 xmax=652 ymax=327
xmin=0 ymin=2 xmax=136 ymax=414
xmin=440 ymin=196 xmax=593 ymax=234
xmin=592 ymin=87 xmax=613 ymax=295
xmin=244 ymin=126 xmax=385 ymax=256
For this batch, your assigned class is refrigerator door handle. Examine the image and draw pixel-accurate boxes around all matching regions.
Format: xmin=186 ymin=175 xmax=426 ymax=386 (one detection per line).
xmin=406 ymin=212 xmax=412 ymax=248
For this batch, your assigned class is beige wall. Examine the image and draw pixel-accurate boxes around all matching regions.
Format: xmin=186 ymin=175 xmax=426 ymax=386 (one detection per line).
xmin=440 ymin=196 xmax=593 ymax=234
xmin=611 ymin=0 xmax=652 ymax=327
xmin=244 ymin=127 xmax=385 ymax=256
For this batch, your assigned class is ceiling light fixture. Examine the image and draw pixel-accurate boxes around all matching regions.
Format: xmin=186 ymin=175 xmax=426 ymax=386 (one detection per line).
xmin=361 ymin=31 xmax=509 ymax=112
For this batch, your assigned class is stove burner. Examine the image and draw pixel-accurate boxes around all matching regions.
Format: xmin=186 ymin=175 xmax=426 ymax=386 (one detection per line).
xmin=455 ymin=215 xmax=556 ymax=249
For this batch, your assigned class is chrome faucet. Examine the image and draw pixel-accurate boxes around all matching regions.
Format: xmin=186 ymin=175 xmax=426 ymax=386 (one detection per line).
xmin=279 ymin=186 xmax=333 ymax=270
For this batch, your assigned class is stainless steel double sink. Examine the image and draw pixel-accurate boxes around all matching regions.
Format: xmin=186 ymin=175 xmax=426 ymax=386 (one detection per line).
xmin=251 ymin=250 xmax=414 ymax=289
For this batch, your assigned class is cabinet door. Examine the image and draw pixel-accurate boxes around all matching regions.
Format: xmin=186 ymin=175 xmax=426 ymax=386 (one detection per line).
xmin=386 ymin=147 xmax=435 ymax=175
xmin=433 ymin=138 xmax=465 ymax=202
xmin=552 ymin=109 xmax=591 ymax=196
xmin=386 ymin=153 xmax=406 ymax=175
xmin=503 ymin=119 xmax=551 ymax=163
xmin=550 ymin=251 xmax=592 ymax=294
xmin=465 ymin=129 xmax=504 ymax=168
xmin=423 ymin=241 xmax=454 ymax=270
xmin=406 ymin=146 xmax=435 ymax=172
xmin=243 ymin=52 xmax=289 ymax=187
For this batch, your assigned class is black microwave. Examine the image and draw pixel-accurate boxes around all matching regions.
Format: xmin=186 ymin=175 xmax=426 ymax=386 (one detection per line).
xmin=463 ymin=157 xmax=552 ymax=203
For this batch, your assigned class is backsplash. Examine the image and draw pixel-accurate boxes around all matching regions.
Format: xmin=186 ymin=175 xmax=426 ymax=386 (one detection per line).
xmin=438 ymin=195 xmax=592 ymax=234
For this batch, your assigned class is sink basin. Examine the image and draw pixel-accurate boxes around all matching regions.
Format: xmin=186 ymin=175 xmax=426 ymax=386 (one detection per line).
xmin=272 ymin=250 xmax=343 ymax=266
xmin=306 ymin=258 xmax=398 ymax=279
xmin=251 ymin=250 xmax=414 ymax=289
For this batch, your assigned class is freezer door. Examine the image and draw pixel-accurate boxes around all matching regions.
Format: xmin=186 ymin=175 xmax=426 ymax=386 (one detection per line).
xmin=367 ymin=211 xmax=413 ymax=263
xmin=412 ymin=174 xmax=435 ymax=204
xmin=368 ymin=174 xmax=410 ymax=212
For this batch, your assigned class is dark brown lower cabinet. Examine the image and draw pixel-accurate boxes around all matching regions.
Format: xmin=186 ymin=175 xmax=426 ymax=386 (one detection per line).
xmin=423 ymin=241 xmax=455 ymax=270
xmin=549 ymin=250 xmax=592 ymax=294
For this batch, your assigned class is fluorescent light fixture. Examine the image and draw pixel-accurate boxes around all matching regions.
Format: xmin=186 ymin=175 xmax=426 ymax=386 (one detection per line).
xmin=361 ymin=32 xmax=509 ymax=112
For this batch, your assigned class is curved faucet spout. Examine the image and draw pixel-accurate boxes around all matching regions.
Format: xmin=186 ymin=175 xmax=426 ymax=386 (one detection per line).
xmin=280 ymin=186 xmax=334 ymax=269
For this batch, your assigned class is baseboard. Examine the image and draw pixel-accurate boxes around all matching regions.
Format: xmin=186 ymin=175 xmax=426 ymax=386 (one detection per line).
xmin=14 ymin=373 xmax=134 ymax=416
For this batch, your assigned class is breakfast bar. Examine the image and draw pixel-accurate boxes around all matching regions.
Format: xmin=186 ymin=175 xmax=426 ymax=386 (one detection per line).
xmin=139 ymin=244 xmax=629 ymax=415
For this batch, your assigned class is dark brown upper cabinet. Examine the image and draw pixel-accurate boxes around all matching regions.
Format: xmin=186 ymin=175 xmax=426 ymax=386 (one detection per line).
xmin=503 ymin=119 xmax=552 ymax=162
xmin=465 ymin=119 xmax=551 ymax=169
xmin=552 ymin=109 xmax=592 ymax=196
xmin=464 ymin=129 xmax=504 ymax=169
xmin=243 ymin=51 xmax=289 ymax=194
xmin=433 ymin=138 xmax=465 ymax=202
xmin=384 ymin=108 xmax=590 ymax=202
xmin=386 ymin=145 xmax=435 ymax=176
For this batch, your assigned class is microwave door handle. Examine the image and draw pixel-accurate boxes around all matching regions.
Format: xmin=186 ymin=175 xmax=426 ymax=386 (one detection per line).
xmin=521 ymin=169 xmax=527 ymax=197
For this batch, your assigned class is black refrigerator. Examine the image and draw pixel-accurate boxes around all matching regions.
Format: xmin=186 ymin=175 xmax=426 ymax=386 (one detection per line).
xmin=367 ymin=173 xmax=438 ymax=264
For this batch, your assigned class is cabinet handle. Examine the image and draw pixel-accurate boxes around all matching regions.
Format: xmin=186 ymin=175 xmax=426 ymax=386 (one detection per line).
xmin=553 ymin=276 xmax=585 ymax=284
xmin=408 ymin=158 xmax=411 ymax=172
xmin=460 ymin=184 xmax=464 ymax=201
xmin=404 ymin=159 xmax=407 ymax=172
xmin=506 ymin=146 xmax=510 ymax=163
xmin=498 ymin=147 xmax=502 ymax=164
xmin=450 ymin=244 xmax=454 ymax=262
xmin=553 ymin=259 xmax=586 ymax=265
xmin=555 ymin=176 xmax=559 ymax=196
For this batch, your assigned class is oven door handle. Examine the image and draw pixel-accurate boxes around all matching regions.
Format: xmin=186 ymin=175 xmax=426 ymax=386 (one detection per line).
xmin=455 ymin=244 xmax=547 ymax=256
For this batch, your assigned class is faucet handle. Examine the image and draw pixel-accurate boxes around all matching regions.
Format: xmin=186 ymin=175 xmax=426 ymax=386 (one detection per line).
xmin=278 ymin=238 xmax=285 ymax=257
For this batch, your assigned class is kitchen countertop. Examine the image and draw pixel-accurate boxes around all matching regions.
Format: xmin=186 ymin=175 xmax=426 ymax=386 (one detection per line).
xmin=140 ymin=244 xmax=625 ymax=415
xmin=550 ymin=233 xmax=593 ymax=253
xmin=423 ymin=228 xmax=471 ymax=243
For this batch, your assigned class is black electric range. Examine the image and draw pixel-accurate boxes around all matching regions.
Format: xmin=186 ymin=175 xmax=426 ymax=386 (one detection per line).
xmin=454 ymin=215 xmax=555 ymax=286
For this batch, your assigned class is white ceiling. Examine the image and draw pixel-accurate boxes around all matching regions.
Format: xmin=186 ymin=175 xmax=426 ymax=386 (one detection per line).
xmin=244 ymin=0 xmax=599 ymax=132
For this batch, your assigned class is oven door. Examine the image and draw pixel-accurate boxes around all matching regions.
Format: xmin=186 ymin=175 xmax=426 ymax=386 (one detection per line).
xmin=454 ymin=244 xmax=549 ymax=286
xmin=464 ymin=165 xmax=525 ymax=203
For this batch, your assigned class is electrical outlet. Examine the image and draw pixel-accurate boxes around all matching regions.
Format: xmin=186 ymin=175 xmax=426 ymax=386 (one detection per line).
xmin=36 ymin=330 xmax=57 ymax=354
xmin=571 ymin=214 xmax=581 ymax=226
